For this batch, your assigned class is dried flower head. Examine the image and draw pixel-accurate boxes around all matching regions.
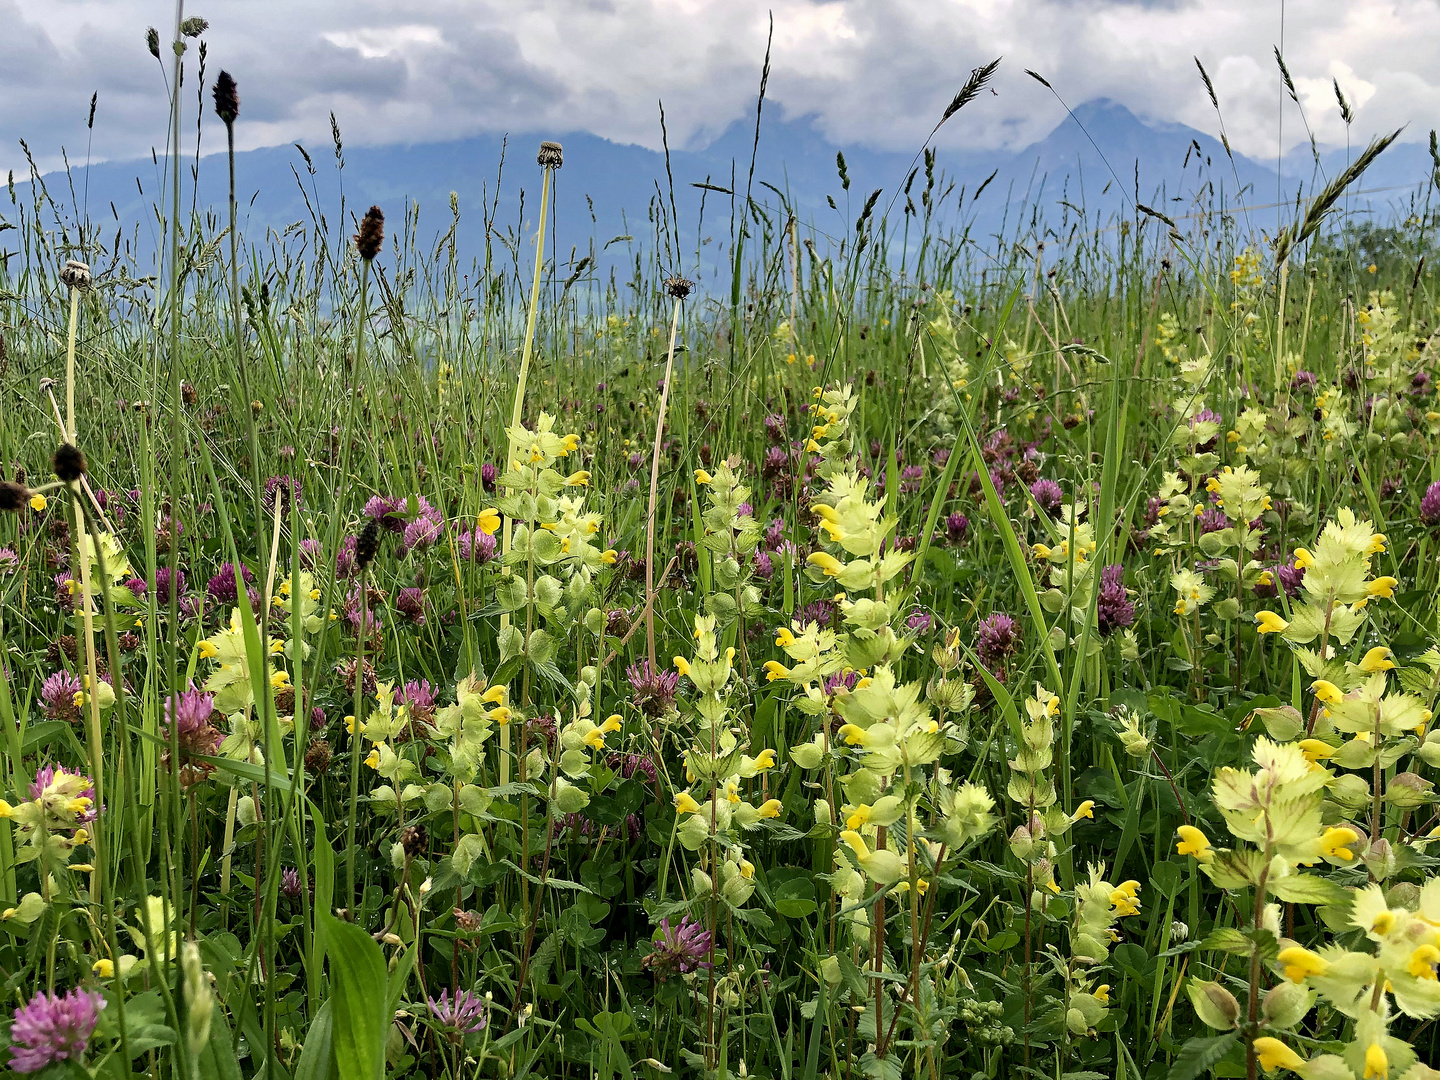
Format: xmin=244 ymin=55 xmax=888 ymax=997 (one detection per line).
xmin=212 ymin=70 xmax=239 ymax=124
xmin=665 ymin=276 xmax=694 ymax=300
xmin=354 ymin=206 xmax=385 ymax=262
xmin=52 ymin=444 xmax=85 ymax=484
xmin=536 ymin=141 xmax=564 ymax=169
xmin=400 ymin=823 xmax=429 ymax=858
xmin=59 ymin=260 xmax=92 ymax=291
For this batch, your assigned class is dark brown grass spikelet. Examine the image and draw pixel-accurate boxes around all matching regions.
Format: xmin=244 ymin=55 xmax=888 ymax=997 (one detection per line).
xmin=0 ymin=481 xmax=27 ymax=513
xmin=355 ymin=520 xmax=381 ymax=570
xmin=537 ymin=141 xmax=563 ymax=169
xmin=354 ymin=206 xmax=384 ymax=261
xmin=53 ymin=444 xmax=86 ymax=484
xmin=664 ymin=276 xmax=693 ymax=300
xmin=212 ymin=70 xmax=239 ymax=125
xmin=145 ymin=27 xmax=160 ymax=58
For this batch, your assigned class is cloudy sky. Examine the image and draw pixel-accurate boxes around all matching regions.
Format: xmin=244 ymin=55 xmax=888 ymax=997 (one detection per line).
xmin=3 ymin=0 xmax=1437 ymax=175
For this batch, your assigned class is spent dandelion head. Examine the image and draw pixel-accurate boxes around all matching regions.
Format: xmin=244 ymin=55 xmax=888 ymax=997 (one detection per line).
xmin=536 ymin=141 xmax=564 ymax=169
xmin=665 ymin=276 xmax=693 ymax=300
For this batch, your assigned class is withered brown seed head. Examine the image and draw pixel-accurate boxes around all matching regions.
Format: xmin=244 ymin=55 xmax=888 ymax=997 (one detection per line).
xmin=355 ymin=521 xmax=381 ymax=570
xmin=52 ymin=444 xmax=86 ymax=483
xmin=354 ymin=206 xmax=385 ymax=261
xmin=400 ymin=823 xmax=429 ymax=858
xmin=212 ymin=71 xmax=239 ymax=125
xmin=537 ymin=141 xmax=564 ymax=170
xmin=664 ymin=276 xmax=693 ymax=300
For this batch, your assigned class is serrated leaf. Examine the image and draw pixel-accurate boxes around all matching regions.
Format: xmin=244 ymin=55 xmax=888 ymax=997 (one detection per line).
xmin=1168 ymin=1032 xmax=1241 ymax=1080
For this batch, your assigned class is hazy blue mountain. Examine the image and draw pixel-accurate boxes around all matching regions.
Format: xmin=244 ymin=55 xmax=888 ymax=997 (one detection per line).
xmin=11 ymin=99 xmax=1433 ymax=286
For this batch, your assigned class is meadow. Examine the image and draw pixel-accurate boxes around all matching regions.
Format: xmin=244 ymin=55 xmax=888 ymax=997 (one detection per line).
xmin=3 ymin=19 xmax=1440 ymax=1080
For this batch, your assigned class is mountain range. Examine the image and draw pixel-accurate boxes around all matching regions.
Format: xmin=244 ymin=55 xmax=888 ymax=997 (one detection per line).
xmin=10 ymin=100 xmax=1436 ymax=286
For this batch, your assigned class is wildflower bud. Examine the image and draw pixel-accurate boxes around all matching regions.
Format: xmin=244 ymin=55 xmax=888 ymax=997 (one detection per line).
xmin=53 ymin=444 xmax=86 ymax=484
xmin=354 ymin=205 xmax=385 ymax=261
xmin=1170 ymin=919 xmax=1189 ymax=942
xmin=0 ymin=481 xmax=29 ymax=514
xmin=145 ymin=26 xmax=161 ymax=57
xmin=59 ymin=260 xmax=92 ymax=291
xmin=180 ymin=17 xmax=208 ymax=37
xmin=1261 ymin=982 xmax=1313 ymax=1030
xmin=665 ymin=276 xmax=693 ymax=300
xmin=1362 ymin=837 xmax=1396 ymax=880
xmin=355 ymin=521 xmax=381 ymax=571
xmin=212 ymin=70 xmax=239 ymax=125
xmin=690 ymin=868 xmax=713 ymax=898
xmin=1387 ymin=772 xmax=1434 ymax=809
xmin=181 ymin=941 xmax=214 ymax=1056
xmin=1187 ymin=979 xmax=1240 ymax=1030
xmin=399 ymin=824 xmax=428 ymax=859
xmin=813 ymin=798 xmax=832 ymax=826
xmin=236 ymin=795 xmax=257 ymax=827
xmin=536 ymin=141 xmax=563 ymax=169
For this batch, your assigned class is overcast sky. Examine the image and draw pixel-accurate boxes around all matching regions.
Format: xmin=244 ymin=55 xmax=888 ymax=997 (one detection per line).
xmin=4 ymin=0 xmax=1437 ymax=176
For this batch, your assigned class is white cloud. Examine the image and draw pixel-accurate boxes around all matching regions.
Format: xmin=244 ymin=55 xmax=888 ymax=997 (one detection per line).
xmin=2 ymin=0 xmax=1436 ymax=175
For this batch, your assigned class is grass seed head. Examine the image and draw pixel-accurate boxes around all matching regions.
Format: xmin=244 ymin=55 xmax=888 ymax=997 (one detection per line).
xmin=212 ymin=71 xmax=239 ymax=125
xmin=354 ymin=206 xmax=385 ymax=262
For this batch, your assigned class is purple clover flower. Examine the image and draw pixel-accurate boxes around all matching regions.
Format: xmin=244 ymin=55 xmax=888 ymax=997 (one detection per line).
xmin=1030 ymin=479 xmax=1063 ymax=514
xmin=906 ymin=607 xmax=934 ymax=634
xmin=152 ymin=567 xmax=185 ymax=604
xmin=1096 ymin=564 xmax=1134 ymax=636
xmin=627 ymin=660 xmax=679 ymax=719
xmin=8 ymin=987 xmax=105 ymax=1073
xmin=945 ymin=512 xmax=969 ymax=544
xmin=643 ymin=916 xmax=713 ymax=979
xmin=0 ymin=548 xmax=19 ymax=574
xmin=456 ymin=528 xmax=497 ymax=563
xmin=427 ymin=989 xmax=487 ymax=1037
xmin=1422 ymin=481 xmax=1440 ymax=527
xmin=206 ymin=562 xmax=255 ymax=604
xmin=977 ymin=613 xmax=1020 ymax=666
xmin=40 ymin=672 xmax=83 ymax=722
xmin=396 ymin=587 xmax=426 ymax=624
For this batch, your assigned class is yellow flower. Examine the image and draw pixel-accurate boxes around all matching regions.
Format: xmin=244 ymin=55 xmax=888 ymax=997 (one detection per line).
xmin=363 ymin=748 xmax=380 ymax=770
xmin=1367 ymin=533 xmax=1388 ymax=555
xmin=752 ymin=749 xmax=776 ymax=771
xmin=1255 ymin=611 xmax=1289 ymax=635
xmin=807 ymin=552 xmax=845 ymax=577
xmin=1253 ymin=1037 xmax=1306 ymax=1072
xmin=29 ymin=494 xmax=46 ymax=512
xmin=1093 ymin=984 xmax=1110 ymax=1004
xmin=1318 ymin=826 xmax=1360 ymax=861
xmin=93 ymin=958 xmax=115 ymax=977
xmin=1175 ymin=825 xmax=1212 ymax=860
xmin=564 ymin=471 xmax=591 ymax=487
xmin=837 ymin=724 xmax=866 ymax=746
xmin=775 ymin=628 xmax=796 ymax=648
xmin=1310 ymin=680 xmax=1343 ymax=705
xmin=673 ymin=656 xmax=691 ymax=678
xmin=481 ymin=685 xmax=507 ymax=705
xmin=0 ymin=801 xmax=12 ymax=819
xmin=560 ymin=434 xmax=580 ymax=455
xmin=674 ymin=791 xmax=701 ymax=814
xmin=345 ymin=715 xmax=356 ymax=735
xmin=1292 ymin=547 xmax=1314 ymax=569
xmin=846 ymin=804 xmax=872 ymax=829
xmin=601 ymin=549 xmax=618 ymax=565
xmin=1277 ymin=946 xmax=1329 ymax=983
xmin=762 ymin=660 xmax=789 ymax=682
xmin=1359 ymin=647 xmax=1395 ymax=673
xmin=1297 ymin=739 xmax=1335 ymax=762
xmin=198 ymin=641 xmax=219 ymax=660
xmin=694 ymin=469 xmax=713 ymax=485
xmin=1407 ymin=944 xmax=1440 ymax=980
xmin=1072 ymin=800 xmax=1095 ymax=821
xmin=476 ymin=507 xmax=502 ymax=535
xmin=1033 ymin=543 xmax=1052 ymax=560
xmin=739 ymin=859 xmax=755 ymax=880
xmin=758 ymin=799 xmax=783 ymax=819
xmin=1364 ymin=1042 xmax=1387 ymax=1079
xmin=584 ymin=728 xmax=607 ymax=750
xmin=1109 ymin=880 xmax=1141 ymax=916
xmin=601 ymin=714 xmax=623 ymax=734
xmin=1367 ymin=576 xmax=1398 ymax=599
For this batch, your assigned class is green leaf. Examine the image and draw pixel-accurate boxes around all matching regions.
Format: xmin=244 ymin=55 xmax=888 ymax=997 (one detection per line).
xmin=319 ymin=911 xmax=388 ymax=1080
xmin=198 ymin=1011 xmax=246 ymax=1080
xmin=1269 ymin=873 xmax=1349 ymax=906
xmin=1167 ymin=1032 xmax=1240 ymax=1080
xmin=293 ymin=1000 xmax=334 ymax=1080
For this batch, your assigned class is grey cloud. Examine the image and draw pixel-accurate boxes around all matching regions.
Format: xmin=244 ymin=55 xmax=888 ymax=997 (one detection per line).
xmin=1 ymin=0 xmax=1436 ymax=176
